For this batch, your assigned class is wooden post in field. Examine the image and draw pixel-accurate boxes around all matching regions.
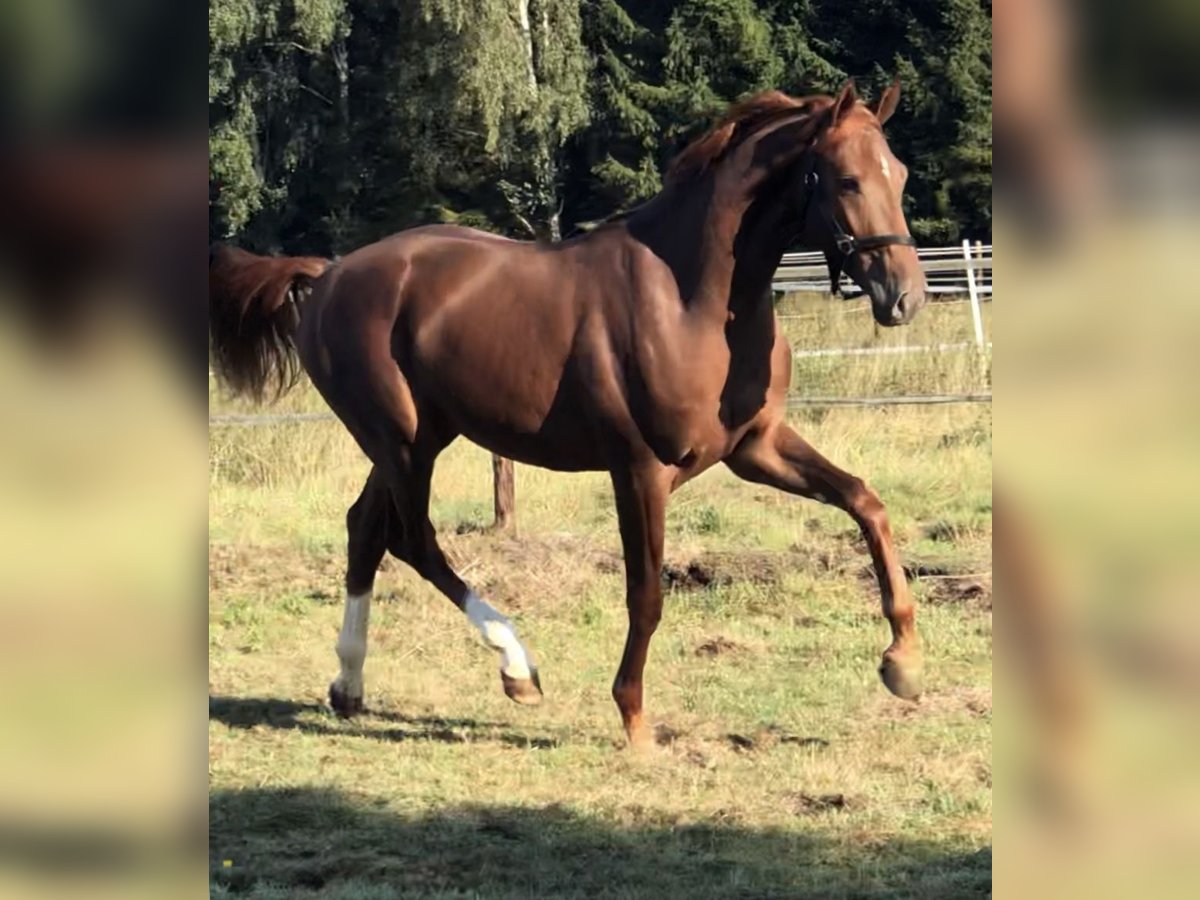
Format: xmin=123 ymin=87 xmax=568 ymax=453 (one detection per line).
xmin=492 ymin=454 xmax=515 ymax=531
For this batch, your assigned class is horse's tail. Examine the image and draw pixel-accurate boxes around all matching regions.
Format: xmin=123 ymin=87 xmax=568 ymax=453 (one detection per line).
xmin=209 ymin=244 xmax=332 ymax=403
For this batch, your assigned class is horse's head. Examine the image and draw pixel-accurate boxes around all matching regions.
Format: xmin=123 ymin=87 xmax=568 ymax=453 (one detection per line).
xmin=802 ymin=80 xmax=926 ymax=327
xmin=662 ymin=81 xmax=927 ymax=325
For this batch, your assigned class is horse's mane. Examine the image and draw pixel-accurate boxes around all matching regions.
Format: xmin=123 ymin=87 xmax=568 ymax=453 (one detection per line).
xmin=666 ymin=90 xmax=832 ymax=183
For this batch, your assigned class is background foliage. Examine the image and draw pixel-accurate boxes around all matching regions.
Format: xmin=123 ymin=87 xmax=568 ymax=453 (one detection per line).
xmin=209 ymin=0 xmax=991 ymax=253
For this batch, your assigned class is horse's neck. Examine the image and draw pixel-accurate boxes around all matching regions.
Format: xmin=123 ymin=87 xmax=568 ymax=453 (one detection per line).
xmin=730 ymin=190 xmax=795 ymax=313
xmin=627 ymin=174 xmax=789 ymax=324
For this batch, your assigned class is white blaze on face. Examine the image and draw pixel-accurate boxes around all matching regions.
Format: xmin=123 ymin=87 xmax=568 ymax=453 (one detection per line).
xmin=335 ymin=590 xmax=372 ymax=696
xmin=465 ymin=590 xmax=533 ymax=680
xmin=880 ymin=153 xmax=892 ymax=182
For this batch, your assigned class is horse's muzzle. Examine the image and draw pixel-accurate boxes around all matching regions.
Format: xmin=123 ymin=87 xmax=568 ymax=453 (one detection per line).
xmin=875 ymin=288 xmax=925 ymax=327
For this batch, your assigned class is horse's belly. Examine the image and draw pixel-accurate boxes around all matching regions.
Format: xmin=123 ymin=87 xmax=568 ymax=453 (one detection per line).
xmin=454 ymin=420 xmax=609 ymax=472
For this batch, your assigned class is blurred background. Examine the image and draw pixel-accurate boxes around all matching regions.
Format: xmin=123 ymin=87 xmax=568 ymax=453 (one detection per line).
xmin=0 ymin=1 xmax=207 ymax=897
xmin=0 ymin=0 xmax=1198 ymax=894
xmin=996 ymin=0 xmax=1200 ymax=897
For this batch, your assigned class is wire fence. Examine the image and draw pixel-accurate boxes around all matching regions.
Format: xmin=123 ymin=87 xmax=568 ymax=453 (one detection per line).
xmin=792 ymin=341 xmax=992 ymax=360
xmin=774 ymin=240 xmax=992 ymax=353
xmin=772 ymin=241 xmax=993 ymax=298
xmin=210 ymin=391 xmax=992 ymax=428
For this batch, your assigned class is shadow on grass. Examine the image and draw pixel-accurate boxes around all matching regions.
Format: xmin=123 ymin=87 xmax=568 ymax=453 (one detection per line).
xmin=210 ymin=786 xmax=990 ymax=899
xmin=209 ymin=695 xmax=570 ymax=750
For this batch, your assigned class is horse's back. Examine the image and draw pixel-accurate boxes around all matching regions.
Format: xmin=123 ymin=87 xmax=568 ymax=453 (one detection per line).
xmin=303 ymin=223 xmax=624 ymax=468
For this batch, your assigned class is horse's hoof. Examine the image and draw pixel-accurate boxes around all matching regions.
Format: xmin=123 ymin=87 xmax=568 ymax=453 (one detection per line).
xmin=329 ymin=681 xmax=364 ymax=717
xmin=626 ymin=729 xmax=657 ymax=754
xmin=502 ymin=668 xmax=543 ymax=706
xmin=628 ymin=722 xmax=675 ymax=753
xmin=879 ymin=649 xmax=923 ymax=701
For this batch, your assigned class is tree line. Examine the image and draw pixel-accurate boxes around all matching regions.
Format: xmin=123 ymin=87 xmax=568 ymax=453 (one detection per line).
xmin=210 ymin=0 xmax=991 ymax=256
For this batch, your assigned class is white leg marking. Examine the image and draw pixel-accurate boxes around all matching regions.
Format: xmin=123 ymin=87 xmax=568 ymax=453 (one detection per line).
xmin=335 ymin=590 xmax=372 ymax=697
xmin=464 ymin=590 xmax=532 ymax=680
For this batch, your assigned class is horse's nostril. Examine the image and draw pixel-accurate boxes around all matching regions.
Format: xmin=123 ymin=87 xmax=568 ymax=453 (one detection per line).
xmin=890 ymin=291 xmax=908 ymax=323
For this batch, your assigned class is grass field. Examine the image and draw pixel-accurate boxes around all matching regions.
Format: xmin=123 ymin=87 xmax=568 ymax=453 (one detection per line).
xmin=209 ymin=293 xmax=992 ymax=898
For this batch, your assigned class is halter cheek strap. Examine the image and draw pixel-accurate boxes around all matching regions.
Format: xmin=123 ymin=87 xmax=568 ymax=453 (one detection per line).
xmin=806 ymin=169 xmax=916 ymax=252
xmin=800 ymin=161 xmax=917 ymax=257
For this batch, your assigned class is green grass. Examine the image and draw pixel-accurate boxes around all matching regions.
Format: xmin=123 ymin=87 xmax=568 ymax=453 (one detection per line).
xmin=209 ymin=294 xmax=992 ymax=898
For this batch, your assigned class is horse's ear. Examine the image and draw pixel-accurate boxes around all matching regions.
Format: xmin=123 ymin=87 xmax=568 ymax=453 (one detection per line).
xmin=870 ymin=78 xmax=901 ymax=127
xmin=831 ymin=79 xmax=858 ymax=127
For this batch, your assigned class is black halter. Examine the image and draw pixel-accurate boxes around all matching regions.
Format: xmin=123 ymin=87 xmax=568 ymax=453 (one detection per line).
xmin=796 ymin=154 xmax=916 ymax=295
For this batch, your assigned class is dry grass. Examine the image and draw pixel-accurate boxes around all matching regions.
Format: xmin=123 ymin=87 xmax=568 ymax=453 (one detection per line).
xmin=209 ymin=293 xmax=992 ymax=898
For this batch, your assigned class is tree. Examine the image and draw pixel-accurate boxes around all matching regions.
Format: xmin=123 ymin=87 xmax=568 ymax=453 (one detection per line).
xmin=209 ymin=0 xmax=352 ymax=251
xmin=800 ymin=0 xmax=992 ymax=240
xmin=400 ymin=1 xmax=592 ymax=527
xmin=209 ymin=0 xmax=992 ymax=251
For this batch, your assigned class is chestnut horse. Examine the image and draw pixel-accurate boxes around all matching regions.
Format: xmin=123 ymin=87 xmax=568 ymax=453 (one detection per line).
xmin=209 ymin=79 xmax=926 ymax=747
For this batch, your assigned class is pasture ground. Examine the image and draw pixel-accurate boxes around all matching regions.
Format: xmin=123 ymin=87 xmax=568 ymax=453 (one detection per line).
xmin=209 ymin=294 xmax=992 ymax=898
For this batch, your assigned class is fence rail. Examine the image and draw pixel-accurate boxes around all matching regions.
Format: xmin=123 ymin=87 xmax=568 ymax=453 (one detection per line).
xmin=776 ymin=240 xmax=991 ymax=354
xmin=211 ymin=391 xmax=992 ymax=427
xmin=786 ymin=393 xmax=990 ymax=408
xmin=772 ymin=241 xmax=992 ymax=299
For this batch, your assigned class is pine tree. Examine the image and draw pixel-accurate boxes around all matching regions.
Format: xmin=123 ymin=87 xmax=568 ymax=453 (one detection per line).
xmin=800 ymin=0 xmax=992 ymax=240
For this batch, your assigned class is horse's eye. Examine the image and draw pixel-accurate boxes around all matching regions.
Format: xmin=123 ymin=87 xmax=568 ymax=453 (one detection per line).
xmin=839 ymin=176 xmax=860 ymax=194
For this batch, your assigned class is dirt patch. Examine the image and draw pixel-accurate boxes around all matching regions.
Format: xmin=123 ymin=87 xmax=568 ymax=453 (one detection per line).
xmin=594 ymin=556 xmax=622 ymax=575
xmin=963 ymin=692 xmax=992 ymax=717
xmin=652 ymin=722 xmax=684 ymax=746
xmin=786 ymin=544 xmax=844 ymax=575
xmin=929 ymin=576 xmax=991 ymax=607
xmin=873 ymin=686 xmax=992 ymax=721
xmin=684 ymin=748 xmax=716 ymax=769
xmin=917 ymin=570 xmax=992 ymax=609
xmin=923 ymin=520 xmax=961 ymax=543
xmin=904 ymin=561 xmax=955 ymax=578
xmin=725 ymin=726 xmax=830 ymax=753
xmin=727 ymin=732 xmax=756 ymax=751
xmin=789 ymin=792 xmax=859 ymax=815
xmin=662 ymin=550 xmax=785 ymax=592
xmin=663 ymin=561 xmax=719 ymax=591
xmin=694 ymin=636 xmax=747 ymax=658
xmin=209 ymin=542 xmax=344 ymax=600
xmin=871 ymin=558 xmax=994 ymax=609
xmin=440 ymin=531 xmax=624 ymax=611
xmin=457 ymin=531 xmax=623 ymax=573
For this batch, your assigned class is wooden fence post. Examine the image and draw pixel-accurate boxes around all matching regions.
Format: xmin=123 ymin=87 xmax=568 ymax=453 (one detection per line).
xmin=492 ymin=454 xmax=515 ymax=531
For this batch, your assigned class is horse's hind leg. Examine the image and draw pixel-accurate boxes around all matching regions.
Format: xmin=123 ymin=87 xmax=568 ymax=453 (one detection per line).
xmin=330 ymin=466 xmax=391 ymax=716
xmin=314 ymin=326 xmax=540 ymax=708
xmin=380 ymin=446 xmax=543 ymax=706
xmin=725 ymin=420 xmax=923 ymax=700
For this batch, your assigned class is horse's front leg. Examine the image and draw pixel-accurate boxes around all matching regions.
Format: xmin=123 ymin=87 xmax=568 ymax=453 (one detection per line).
xmin=725 ymin=420 xmax=923 ymax=700
xmin=609 ymin=463 xmax=673 ymax=748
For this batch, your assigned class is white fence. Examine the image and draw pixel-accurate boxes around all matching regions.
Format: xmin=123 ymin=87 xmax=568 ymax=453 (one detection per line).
xmin=772 ymin=241 xmax=993 ymax=299
xmin=775 ymin=240 xmax=992 ymax=357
